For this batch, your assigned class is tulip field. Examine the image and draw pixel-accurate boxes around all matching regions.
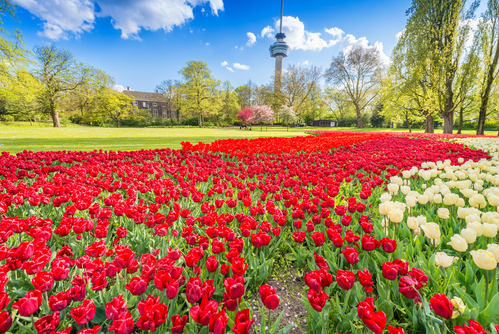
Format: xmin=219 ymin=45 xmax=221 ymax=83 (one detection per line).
xmin=3 ymin=130 xmax=499 ymax=334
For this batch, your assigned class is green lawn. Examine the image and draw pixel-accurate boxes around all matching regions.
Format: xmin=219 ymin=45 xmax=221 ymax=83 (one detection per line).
xmin=0 ymin=122 xmax=496 ymax=153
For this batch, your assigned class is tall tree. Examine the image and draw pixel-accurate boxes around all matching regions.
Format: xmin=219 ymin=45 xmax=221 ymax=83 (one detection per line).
xmin=251 ymin=105 xmax=275 ymax=131
xmin=4 ymin=68 xmax=42 ymax=124
xmin=68 ymin=67 xmax=114 ymax=116
xmin=179 ymin=61 xmax=219 ymax=127
xmin=34 ymin=44 xmax=89 ymax=127
xmin=476 ymin=0 xmax=499 ymax=134
xmin=213 ymin=81 xmax=240 ymax=126
xmin=325 ymin=45 xmax=386 ymax=128
xmin=156 ymin=79 xmax=183 ymax=123
xmin=394 ymin=0 xmax=480 ymax=133
xmin=275 ymin=65 xmax=322 ymax=123
xmin=96 ymin=88 xmax=134 ymax=128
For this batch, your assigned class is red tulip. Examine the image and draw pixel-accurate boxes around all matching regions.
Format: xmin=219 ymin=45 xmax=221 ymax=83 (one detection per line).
xmin=34 ymin=312 xmax=60 ymax=334
xmin=0 ymin=311 xmax=11 ymax=334
xmin=357 ymin=269 xmax=374 ymax=293
xmin=357 ymin=297 xmax=386 ymax=334
xmin=224 ymin=275 xmax=245 ymax=299
xmin=380 ymin=238 xmax=397 ymax=253
xmin=206 ymin=255 xmax=219 ymax=273
xmin=209 ymin=309 xmax=229 ymax=334
xmin=259 ymin=284 xmax=279 ymax=310
xmin=387 ymin=325 xmax=405 ymax=333
xmin=307 ymin=289 xmax=328 ymax=312
xmin=105 ymin=295 xmax=128 ymax=321
xmin=311 ymin=232 xmax=325 ymax=246
xmin=336 ymin=270 xmax=355 ymax=291
xmin=12 ymin=289 xmax=42 ymax=316
xmin=49 ymin=291 xmax=71 ymax=312
xmin=429 ymin=294 xmax=453 ymax=319
xmin=342 ymin=247 xmax=359 ymax=265
xmin=190 ymin=295 xmax=219 ymax=326
xmin=32 ymin=271 xmax=54 ymax=292
xmin=171 ymin=314 xmax=188 ymax=334
xmin=70 ymin=299 xmax=96 ymax=325
xmin=453 ymin=320 xmax=486 ymax=334
xmin=0 ymin=293 xmax=9 ymax=311
xmin=108 ymin=311 xmax=134 ymax=334
xmin=125 ymin=276 xmax=148 ymax=296
xmin=233 ymin=308 xmax=256 ymax=334
xmin=382 ymin=262 xmax=399 ymax=281
xmin=313 ymin=252 xmax=330 ymax=271
xmin=137 ymin=295 xmax=168 ymax=332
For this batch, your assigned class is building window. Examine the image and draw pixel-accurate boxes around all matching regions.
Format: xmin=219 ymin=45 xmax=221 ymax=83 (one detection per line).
xmin=162 ymin=110 xmax=167 ymax=119
xmin=162 ymin=103 xmax=166 ymax=107
xmin=142 ymin=102 xmax=147 ymax=108
xmin=153 ymin=109 xmax=158 ymax=118
xmin=153 ymin=103 xmax=157 ymax=107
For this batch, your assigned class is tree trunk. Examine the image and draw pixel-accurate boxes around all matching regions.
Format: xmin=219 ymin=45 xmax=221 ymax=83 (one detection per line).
xmin=198 ymin=114 xmax=203 ymax=128
xmin=442 ymin=112 xmax=453 ymax=134
xmin=425 ymin=114 xmax=434 ymax=133
xmin=406 ymin=113 xmax=411 ymax=133
xmin=116 ymin=119 xmax=120 ymax=128
xmin=29 ymin=118 xmax=32 ymax=126
xmin=51 ymin=107 xmax=61 ymax=128
xmin=457 ymin=106 xmax=464 ymax=134
xmin=477 ymin=38 xmax=499 ymax=135
xmin=217 ymin=116 xmax=222 ymax=127
xmin=355 ymin=104 xmax=363 ymax=128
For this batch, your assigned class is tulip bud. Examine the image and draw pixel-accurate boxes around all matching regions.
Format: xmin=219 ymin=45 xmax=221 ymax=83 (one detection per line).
xmin=482 ymin=223 xmax=498 ymax=238
xmin=406 ymin=196 xmax=418 ymax=208
xmin=401 ymin=186 xmax=411 ymax=195
xmin=387 ymin=183 xmax=399 ymax=194
xmin=470 ymin=250 xmax=497 ymax=270
xmin=388 ymin=209 xmax=404 ymax=223
xmin=447 ymin=235 xmax=468 ymax=252
xmin=433 ymin=194 xmax=443 ymax=204
xmin=435 ymin=252 xmax=457 ymax=268
xmin=437 ymin=208 xmax=450 ymax=220
xmin=487 ymin=244 xmax=499 ymax=262
xmin=460 ymin=228 xmax=477 ymax=244
xmin=443 ymin=194 xmax=459 ymax=206
xmin=418 ymin=195 xmax=429 ymax=205
xmin=467 ymin=222 xmax=483 ymax=237
xmin=407 ymin=217 xmax=418 ymax=230
xmin=420 ymin=223 xmax=441 ymax=240
xmin=380 ymin=193 xmax=392 ymax=203
xmin=451 ymin=297 xmax=465 ymax=319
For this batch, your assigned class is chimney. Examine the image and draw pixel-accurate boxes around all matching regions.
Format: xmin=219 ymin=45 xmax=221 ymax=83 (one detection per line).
xmin=156 ymin=89 xmax=158 ymax=93
xmin=127 ymin=86 xmax=130 ymax=90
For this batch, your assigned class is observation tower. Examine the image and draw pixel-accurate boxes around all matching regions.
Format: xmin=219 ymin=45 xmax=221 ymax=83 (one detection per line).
xmin=269 ymin=0 xmax=290 ymax=92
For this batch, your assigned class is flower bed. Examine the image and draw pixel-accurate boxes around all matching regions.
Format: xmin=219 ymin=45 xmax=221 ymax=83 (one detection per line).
xmin=0 ymin=134 xmax=495 ymax=334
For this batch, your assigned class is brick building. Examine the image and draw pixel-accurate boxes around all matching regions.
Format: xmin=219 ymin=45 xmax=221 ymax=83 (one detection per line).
xmin=122 ymin=88 xmax=177 ymax=120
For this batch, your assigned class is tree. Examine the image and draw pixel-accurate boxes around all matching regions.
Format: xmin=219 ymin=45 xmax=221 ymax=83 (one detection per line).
xmin=394 ymin=0 xmax=480 ymax=133
xmin=212 ymin=81 xmax=240 ymax=126
xmin=274 ymin=65 xmax=322 ymax=122
xmin=156 ymin=79 xmax=183 ymax=123
xmin=67 ymin=67 xmax=114 ymax=117
xmin=3 ymin=68 xmax=42 ymax=124
xmin=370 ymin=103 xmax=385 ymax=128
xmin=277 ymin=104 xmax=297 ymax=131
xmin=96 ymin=88 xmax=134 ymax=127
xmin=34 ymin=44 xmax=89 ymax=127
xmin=476 ymin=0 xmax=499 ymax=134
xmin=251 ymin=105 xmax=275 ymax=130
xmin=237 ymin=106 xmax=253 ymax=126
xmin=324 ymin=89 xmax=355 ymax=126
xmin=179 ymin=61 xmax=219 ymax=127
xmin=325 ymin=45 xmax=386 ymax=128
xmin=0 ymin=1 xmax=29 ymax=80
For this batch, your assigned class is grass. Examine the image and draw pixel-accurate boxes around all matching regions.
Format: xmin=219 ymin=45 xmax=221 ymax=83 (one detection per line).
xmin=0 ymin=122 xmax=496 ymax=153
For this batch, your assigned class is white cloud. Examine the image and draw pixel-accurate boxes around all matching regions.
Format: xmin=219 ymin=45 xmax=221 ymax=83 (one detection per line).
xmin=396 ymin=29 xmax=405 ymax=40
xmin=233 ymin=63 xmax=249 ymax=70
xmin=13 ymin=0 xmax=95 ymax=39
xmin=206 ymin=42 xmax=209 ymax=45
xmin=266 ymin=16 xmax=343 ymax=51
xmin=339 ymin=34 xmax=390 ymax=65
xmin=14 ymin=0 xmax=224 ymax=40
xmin=325 ymin=27 xmax=344 ymax=38
xmin=113 ymin=84 xmax=125 ymax=92
xmin=261 ymin=25 xmax=274 ymax=38
xmin=302 ymin=60 xmax=309 ymax=65
xmin=226 ymin=67 xmax=234 ymax=72
xmin=246 ymin=32 xmax=256 ymax=47
xmin=221 ymin=61 xmax=228 ymax=67
xmin=234 ymin=45 xmax=244 ymax=50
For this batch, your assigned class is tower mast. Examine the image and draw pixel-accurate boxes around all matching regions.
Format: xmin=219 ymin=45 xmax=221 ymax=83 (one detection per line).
xmin=269 ymin=0 xmax=290 ymax=92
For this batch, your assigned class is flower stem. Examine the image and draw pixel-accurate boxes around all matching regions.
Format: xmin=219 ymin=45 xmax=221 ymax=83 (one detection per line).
xmin=485 ymin=270 xmax=489 ymax=308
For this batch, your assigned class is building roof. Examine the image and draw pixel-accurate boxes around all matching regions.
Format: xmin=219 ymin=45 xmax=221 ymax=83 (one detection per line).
xmin=122 ymin=90 xmax=167 ymax=102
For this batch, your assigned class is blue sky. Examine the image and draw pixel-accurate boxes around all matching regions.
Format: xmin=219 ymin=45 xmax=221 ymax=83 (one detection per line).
xmin=5 ymin=0 xmax=484 ymax=92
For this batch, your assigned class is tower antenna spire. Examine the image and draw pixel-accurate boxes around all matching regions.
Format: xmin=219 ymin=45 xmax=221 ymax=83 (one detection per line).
xmin=280 ymin=0 xmax=283 ymax=33
xmin=269 ymin=0 xmax=289 ymax=92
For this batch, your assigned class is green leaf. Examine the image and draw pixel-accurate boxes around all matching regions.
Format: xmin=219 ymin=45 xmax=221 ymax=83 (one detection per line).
xmin=285 ymin=253 xmax=296 ymax=261
xmin=478 ymin=292 xmax=499 ymax=326
xmin=276 ymin=325 xmax=295 ymax=334
xmin=271 ymin=310 xmax=285 ymax=334
xmin=475 ymin=277 xmax=486 ymax=311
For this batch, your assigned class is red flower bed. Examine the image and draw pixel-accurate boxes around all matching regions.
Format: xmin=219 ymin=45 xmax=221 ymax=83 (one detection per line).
xmin=0 ymin=136 xmax=490 ymax=333
xmin=181 ymin=131 xmax=388 ymax=157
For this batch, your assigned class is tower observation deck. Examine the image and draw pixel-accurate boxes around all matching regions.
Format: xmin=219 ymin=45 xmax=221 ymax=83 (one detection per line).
xmin=270 ymin=0 xmax=290 ymax=91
